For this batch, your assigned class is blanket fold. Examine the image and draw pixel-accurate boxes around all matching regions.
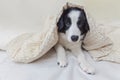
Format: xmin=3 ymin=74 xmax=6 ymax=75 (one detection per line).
xmin=6 ymin=2 xmax=120 ymax=63
xmin=7 ymin=16 xmax=58 ymax=63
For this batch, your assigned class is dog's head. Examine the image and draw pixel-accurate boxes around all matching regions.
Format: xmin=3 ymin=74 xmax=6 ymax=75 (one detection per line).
xmin=57 ymin=7 xmax=89 ymax=42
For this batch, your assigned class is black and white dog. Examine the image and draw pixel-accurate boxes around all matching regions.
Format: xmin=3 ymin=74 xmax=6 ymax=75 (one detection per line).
xmin=55 ymin=7 xmax=95 ymax=74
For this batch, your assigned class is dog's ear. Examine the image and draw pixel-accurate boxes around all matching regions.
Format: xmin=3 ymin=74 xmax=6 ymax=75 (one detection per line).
xmin=57 ymin=14 xmax=64 ymax=32
xmin=82 ymin=9 xmax=90 ymax=32
xmin=85 ymin=18 xmax=90 ymax=32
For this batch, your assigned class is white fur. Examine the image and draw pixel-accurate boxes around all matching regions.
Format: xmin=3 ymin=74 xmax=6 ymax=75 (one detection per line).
xmin=66 ymin=10 xmax=81 ymax=42
xmin=55 ymin=10 xmax=95 ymax=74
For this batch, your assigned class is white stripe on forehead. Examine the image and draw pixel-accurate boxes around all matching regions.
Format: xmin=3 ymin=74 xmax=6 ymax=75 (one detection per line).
xmin=68 ymin=10 xmax=81 ymax=23
xmin=66 ymin=10 xmax=82 ymax=42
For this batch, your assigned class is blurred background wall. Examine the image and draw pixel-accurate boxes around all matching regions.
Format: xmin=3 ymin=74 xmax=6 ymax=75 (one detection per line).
xmin=84 ymin=0 xmax=120 ymax=23
xmin=0 ymin=0 xmax=120 ymax=32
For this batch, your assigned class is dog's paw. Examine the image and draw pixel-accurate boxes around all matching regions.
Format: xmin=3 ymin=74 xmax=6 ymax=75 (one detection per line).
xmin=80 ymin=63 xmax=95 ymax=75
xmin=57 ymin=61 xmax=68 ymax=68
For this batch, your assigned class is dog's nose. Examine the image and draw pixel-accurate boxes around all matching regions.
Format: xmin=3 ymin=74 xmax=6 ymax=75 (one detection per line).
xmin=71 ymin=35 xmax=79 ymax=42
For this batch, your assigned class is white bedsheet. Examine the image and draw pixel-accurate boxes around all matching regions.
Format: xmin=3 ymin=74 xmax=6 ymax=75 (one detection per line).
xmin=0 ymin=50 xmax=120 ymax=80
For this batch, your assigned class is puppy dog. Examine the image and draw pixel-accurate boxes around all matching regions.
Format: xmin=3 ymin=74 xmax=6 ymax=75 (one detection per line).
xmin=55 ymin=7 xmax=95 ymax=75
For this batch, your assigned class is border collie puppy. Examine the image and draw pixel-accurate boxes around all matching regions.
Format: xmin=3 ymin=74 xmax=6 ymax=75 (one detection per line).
xmin=55 ymin=7 xmax=95 ymax=75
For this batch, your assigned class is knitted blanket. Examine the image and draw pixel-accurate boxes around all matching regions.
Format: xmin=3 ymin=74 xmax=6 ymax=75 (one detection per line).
xmin=7 ymin=2 xmax=120 ymax=63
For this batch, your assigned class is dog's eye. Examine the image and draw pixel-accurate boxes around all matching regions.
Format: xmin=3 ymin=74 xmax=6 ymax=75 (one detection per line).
xmin=65 ymin=17 xmax=71 ymax=27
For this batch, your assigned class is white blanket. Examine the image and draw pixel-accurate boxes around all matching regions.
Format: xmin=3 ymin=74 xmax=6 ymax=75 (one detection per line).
xmin=97 ymin=23 xmax=120 ymax=63
xmin=0 ymin=51 xmax=120 ymax=80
